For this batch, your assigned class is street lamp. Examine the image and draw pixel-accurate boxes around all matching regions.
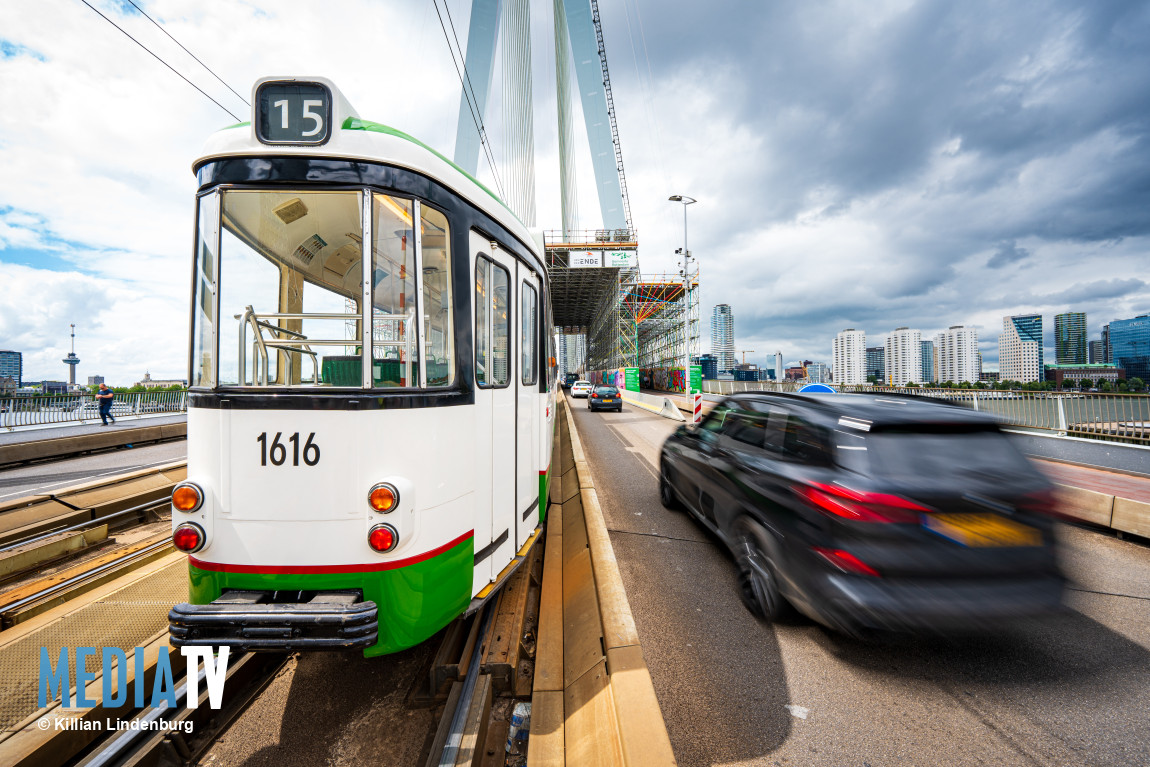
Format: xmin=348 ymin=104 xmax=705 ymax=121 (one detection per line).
xmin=669 ymin=195 xmax=697 ymax=421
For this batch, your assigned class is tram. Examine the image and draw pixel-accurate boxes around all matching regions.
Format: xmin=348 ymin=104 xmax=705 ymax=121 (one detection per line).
xmin=167 ymin=77 xmax=556 ymax=656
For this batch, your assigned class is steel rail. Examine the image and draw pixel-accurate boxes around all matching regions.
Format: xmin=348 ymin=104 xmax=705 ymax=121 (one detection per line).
xmin=438 ymin=603 xmax=494 ymax=766
xmin=0 ymin=538 xmax=172 ymax=615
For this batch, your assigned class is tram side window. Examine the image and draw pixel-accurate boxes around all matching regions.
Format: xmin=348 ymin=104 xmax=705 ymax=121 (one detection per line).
xmin=190 ymin=193 xmax=218 ymax=388
xmin=372 ymin=194 xmax=419 ymax=387
xmin=420 ymin=206 xmax=454 ymax=387
xmin=475 ymin=256 xmax=510 ymax=387
xmin=217 ymin=190 xmax=363 ymax=387
xmin=521 ymin=283 xmax=537 ymax=386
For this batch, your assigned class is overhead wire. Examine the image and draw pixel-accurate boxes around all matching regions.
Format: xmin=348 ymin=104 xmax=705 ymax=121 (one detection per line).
xmin=122 ymin=0 xmax=249 ymax=106
xmin=433 ymin=0 xmax=508 ymax=202
xmin=78 ymin=0 xmax=242 ymax=122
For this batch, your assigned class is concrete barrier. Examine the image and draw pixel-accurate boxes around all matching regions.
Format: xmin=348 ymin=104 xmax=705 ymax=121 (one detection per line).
xmin=1112 ymin=497 xmax=1150 ymax=539
xmin=529 ymin=397 xmax=676 ymax=766
xmin=0 ymin=461 xmax=187 ymax=546
xmin=1053 ymin=484 xmax=1115 ymax=527
xmin=0 ymin=422 xmax=186 ymax=466
xmin=619 ymin=390 xmax=685 ymax=422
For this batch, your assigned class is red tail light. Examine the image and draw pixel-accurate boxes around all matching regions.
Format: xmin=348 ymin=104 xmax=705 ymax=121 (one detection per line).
xmin=368 ymin=524 xmax=398 ymax=553
xmin=794 ymin=482 xmax=930 ymax=523
xmin=1020 ymin=488 xmax=1065 ymax=519
xmin=173 ymin=523 xmax=205 ymax=553
xmin=812 ymin=547 xmax=880 ymax=576
xmin=591 ymin=392 xmax=599 ymax=398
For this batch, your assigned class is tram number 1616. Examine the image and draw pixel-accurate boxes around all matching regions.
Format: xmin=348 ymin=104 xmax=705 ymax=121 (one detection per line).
xmin=256 ymin=432 xmax=320 ymax=467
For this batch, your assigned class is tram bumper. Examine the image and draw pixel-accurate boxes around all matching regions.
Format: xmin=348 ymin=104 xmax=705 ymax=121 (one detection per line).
xmin=169 ymin=590 xmax=378 ymax=651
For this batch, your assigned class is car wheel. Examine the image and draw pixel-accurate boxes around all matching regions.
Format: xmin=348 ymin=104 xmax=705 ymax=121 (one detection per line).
xmin=733 ymin=517 xmax=786 ymax=621
xmin=658 ymin=462 xmax=679 ymax=510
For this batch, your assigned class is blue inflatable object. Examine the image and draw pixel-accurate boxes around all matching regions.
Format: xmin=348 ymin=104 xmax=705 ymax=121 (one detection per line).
xmin=797 ymin=383 xmax=837 ymax=393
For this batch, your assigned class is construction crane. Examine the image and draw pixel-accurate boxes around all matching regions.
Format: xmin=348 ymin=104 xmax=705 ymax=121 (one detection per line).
xmin=740 ymin=350 xmax=756 ymax=365
xmin=588 ymin=0 xmax=632 ymax=231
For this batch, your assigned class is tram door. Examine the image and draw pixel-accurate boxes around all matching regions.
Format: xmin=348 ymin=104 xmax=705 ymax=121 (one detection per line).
xmin=471 ymin=231 xmax=517 ymax=593
xmin=517 ymin=271 xmax=542 ymax=547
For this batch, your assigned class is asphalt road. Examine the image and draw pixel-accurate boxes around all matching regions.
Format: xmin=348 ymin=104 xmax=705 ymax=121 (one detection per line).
xmin=568 ymin=394 xmax=1150 ymax=767
xmin=0 ymin=440 xmax=187 ymax=500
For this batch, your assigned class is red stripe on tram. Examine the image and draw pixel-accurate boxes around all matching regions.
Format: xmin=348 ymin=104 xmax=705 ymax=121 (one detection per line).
xmin=190 ymin=530 xmax=475 ymax=575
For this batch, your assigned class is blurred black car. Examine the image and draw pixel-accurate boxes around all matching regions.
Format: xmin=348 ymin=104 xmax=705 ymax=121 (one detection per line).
xmin=659 ymin=392 xmax=1064 ymax=635
xmin=588 ymin=385 xmax=623 ymax=412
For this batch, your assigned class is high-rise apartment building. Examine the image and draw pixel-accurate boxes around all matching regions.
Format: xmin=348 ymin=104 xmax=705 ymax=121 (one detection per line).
xmin=1054 ymin=312 xmax=1087 ymax=365
xmin=885 ymin=328 xmax=922 ymax=386
xmin=865 ymin=346 xmax=886 ymax=383
xmin=832 ymin=329 xmax=867 ymax=385
xmin=920 ymin=340 xmax=935 ymax=384
xmin=774 ymin=352 xmax=783 ymax=382
xmin=806 ymin=362 xmax=830 ymax=383
xmin=1000 ymin=314 xmax=1044 ymax=383
xmin=1109 ymin=314 xmax=1150 ymax=381
xmin=1088 ymin=340 xmax=1104 ymax=364
xmin=0 ymin=351 xmax=22 ymax=388
xmin=710 ymin=304 xmax=736 ymax=373
xmin=935 ymin=326 xmax=980 ymax=384
xmin=1101 ymin=323 xmax=1111 ymax=364
xmin=557 ymin=333 xmax=586 ymax=378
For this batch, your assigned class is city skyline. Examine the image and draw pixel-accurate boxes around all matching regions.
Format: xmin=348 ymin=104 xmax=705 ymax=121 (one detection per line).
xmin=2 ymin=3 xmax=1148 ymax=383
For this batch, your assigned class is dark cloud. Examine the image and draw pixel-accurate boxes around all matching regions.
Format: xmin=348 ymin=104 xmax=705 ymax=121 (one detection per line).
xmin=601 ymin=0 xmax=1150 ymax=366
xmin=986 ymin=240 xmax=1031 ymax=269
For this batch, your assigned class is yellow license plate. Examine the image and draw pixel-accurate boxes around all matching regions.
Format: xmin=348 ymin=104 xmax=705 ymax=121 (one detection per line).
xmin=923 ymin=513 xmax=1042 ymax=547
xmin=602 ymin=399 xmax=614 ymax=403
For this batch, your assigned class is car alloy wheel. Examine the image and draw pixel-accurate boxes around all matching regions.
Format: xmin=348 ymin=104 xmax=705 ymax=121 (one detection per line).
xmin=734 ymin=517 xmax=785 ymax=621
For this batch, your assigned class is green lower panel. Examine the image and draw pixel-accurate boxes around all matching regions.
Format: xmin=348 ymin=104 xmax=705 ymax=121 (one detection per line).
xmin=538 ymin=467 xmax=551 ymax=525
xmin=188 ymin=537 xmax=474 ymax=657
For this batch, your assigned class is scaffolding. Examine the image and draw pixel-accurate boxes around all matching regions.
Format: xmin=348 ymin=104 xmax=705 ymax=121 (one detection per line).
xmin=545 ymin=231 xmax=699 ymax=378
xmin=629 ymin=273 xmax=699 ymax=372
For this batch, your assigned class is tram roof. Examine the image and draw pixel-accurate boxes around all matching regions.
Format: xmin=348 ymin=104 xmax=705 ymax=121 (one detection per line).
xmin=193 ymin=77 xmax=540 ymax=262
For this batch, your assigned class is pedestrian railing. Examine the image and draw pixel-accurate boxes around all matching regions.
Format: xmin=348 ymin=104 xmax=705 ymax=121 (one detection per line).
xmin=0 ymin=390 xmax=187 ymax=429
xmin=701 ymin=381 xmax=1150 ymax=447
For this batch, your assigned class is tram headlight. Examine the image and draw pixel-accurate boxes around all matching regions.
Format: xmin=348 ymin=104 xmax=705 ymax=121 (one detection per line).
xmin=368 ymin=524 xmax=399 ymax=553
xmin=172 ymin=482 xmax=204 ymax=513
xmin=173 ymin=523 xmax=205 ymax=553
xmin=368 ymin=483 xmax=400 ymax=513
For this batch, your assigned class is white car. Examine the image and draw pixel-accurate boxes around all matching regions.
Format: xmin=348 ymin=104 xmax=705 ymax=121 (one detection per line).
xmin=570 ymin=380 xmax=593 ymax=398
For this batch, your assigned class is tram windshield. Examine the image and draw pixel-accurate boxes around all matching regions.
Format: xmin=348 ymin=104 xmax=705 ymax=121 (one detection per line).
xmin=190 ymin=189 xmax=453 ymax=389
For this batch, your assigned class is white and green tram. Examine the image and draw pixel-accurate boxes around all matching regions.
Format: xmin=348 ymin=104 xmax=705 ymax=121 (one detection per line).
xmin=168 ymin=77 xmax=556 ymax=656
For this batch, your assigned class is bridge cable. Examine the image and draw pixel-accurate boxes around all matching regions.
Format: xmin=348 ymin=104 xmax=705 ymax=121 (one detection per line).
xmin=432 ymin=0 xmax=507 ymax=201
xmin=78 ymin=0 xmax=241 ymax=122
xmin=123 ymin=0 xmax=249 ymax=106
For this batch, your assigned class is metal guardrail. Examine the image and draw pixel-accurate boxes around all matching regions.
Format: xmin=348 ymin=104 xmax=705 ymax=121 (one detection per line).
xmin=702 ymin=380 xmax=1150 ymax=446
xmin=0 ymin=390 xmax=187 ymax=429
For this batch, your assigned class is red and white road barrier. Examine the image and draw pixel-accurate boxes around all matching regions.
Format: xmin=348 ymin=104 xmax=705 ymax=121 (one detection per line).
xmin=692 ymin=392 xmax=702 ymax=425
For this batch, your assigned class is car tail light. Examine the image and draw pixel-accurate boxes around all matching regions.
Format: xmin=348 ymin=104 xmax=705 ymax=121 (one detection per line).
xmin=794 ymin=481 xmax=930 ymax=523
xmin=171 ymin=482 xmax=203 ymax=513
xmin=368 ymin=524 xmax=399 ymax=553
xmin=368 ymin=483 xmax=399 ymax=513
xmin=172 ymin=523 xmax=205 ymax=553
xmin=812 ymin=547 xmax=880 ymax=576
xmin=1019 ymin=488 xmax=1066 ymax=520
xmin=591 ymin=392 xmax=599 ymax=398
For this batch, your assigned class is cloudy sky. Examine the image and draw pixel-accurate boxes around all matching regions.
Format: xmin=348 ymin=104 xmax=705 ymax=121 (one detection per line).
xmin=2 ymin=0 xmax=1148 ymax=383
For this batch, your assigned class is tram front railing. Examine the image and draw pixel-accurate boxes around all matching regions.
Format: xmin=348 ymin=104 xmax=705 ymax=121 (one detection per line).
xmin=236 ymin=307 xmax=415 ymax=387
